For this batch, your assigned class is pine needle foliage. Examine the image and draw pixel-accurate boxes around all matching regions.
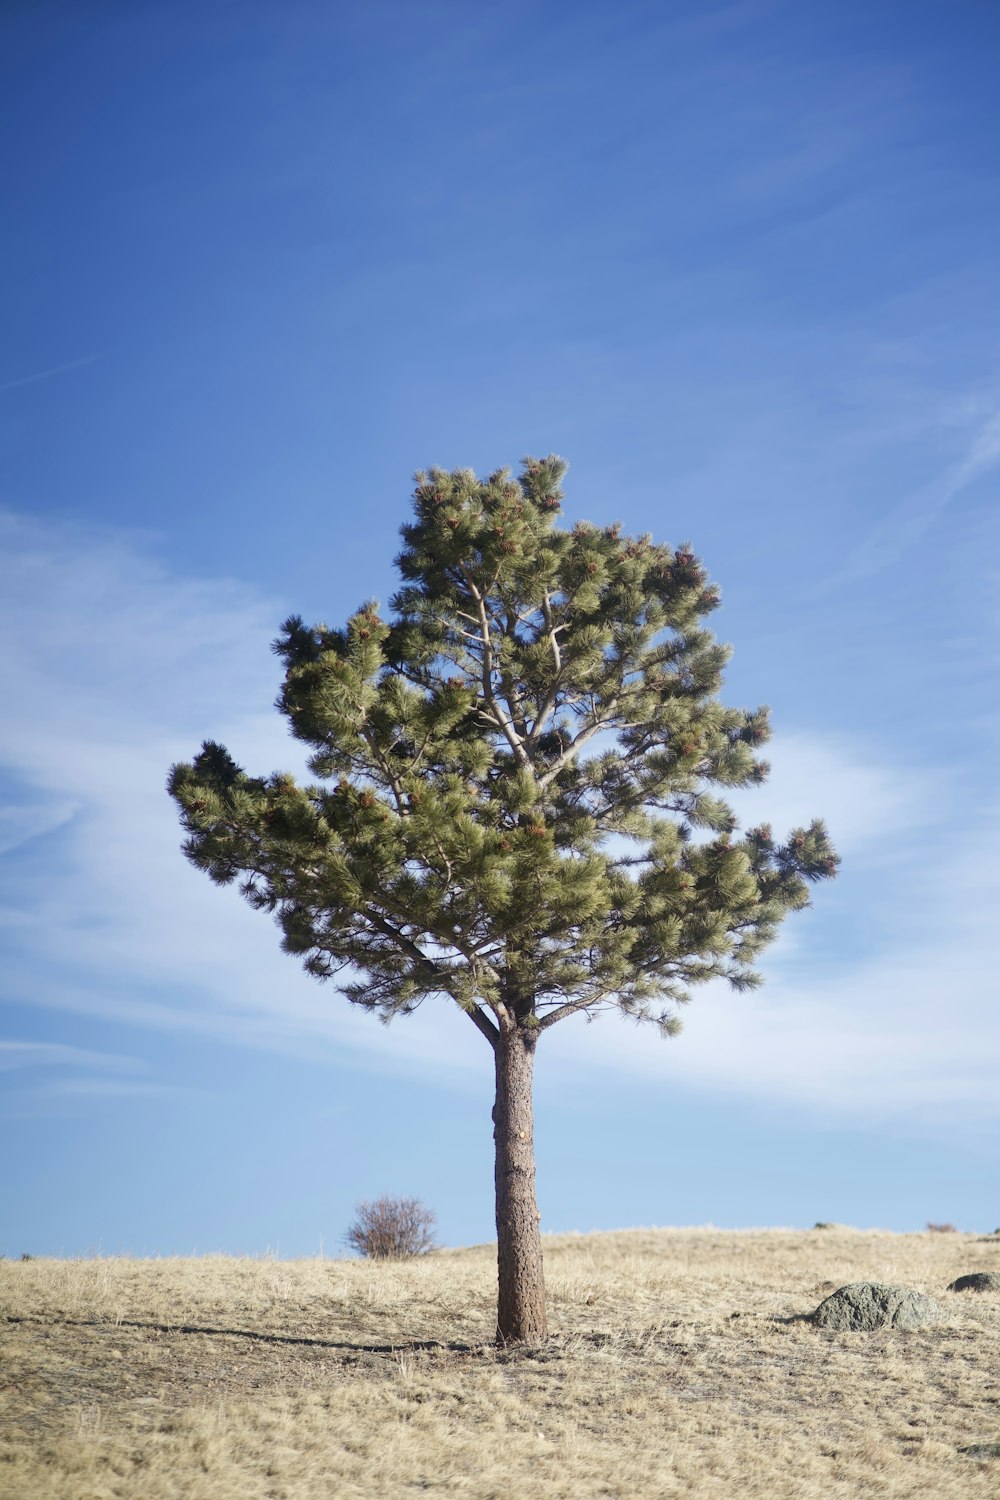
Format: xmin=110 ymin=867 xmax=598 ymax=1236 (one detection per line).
xmin=169 ymin=456 xmax=838 ymax=1045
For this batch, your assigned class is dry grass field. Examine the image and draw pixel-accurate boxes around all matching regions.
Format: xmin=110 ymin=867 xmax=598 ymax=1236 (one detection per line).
xmin=2 ymin=1226 xmax=999 ymax=1499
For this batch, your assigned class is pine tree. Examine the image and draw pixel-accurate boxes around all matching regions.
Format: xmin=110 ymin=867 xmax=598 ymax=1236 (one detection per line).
xmin=168 ymin=456 xmax=838 ymax=1345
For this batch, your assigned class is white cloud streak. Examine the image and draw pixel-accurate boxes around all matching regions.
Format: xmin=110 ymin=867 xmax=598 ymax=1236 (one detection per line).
xmin=556 ymin=810 xmax=1000 ymax=1137
xmin=0 ymin=509 xmax=486 ymax=1090
xmin=0 ymin=354 xmax=104 ymax=394
xmin=0 ymin=1041 xmax=142 ymax=1073
xmin=0 ymin=799 xmax=79 ymax=858
xmin=842 ymin=404 xmax=1000 ymax=581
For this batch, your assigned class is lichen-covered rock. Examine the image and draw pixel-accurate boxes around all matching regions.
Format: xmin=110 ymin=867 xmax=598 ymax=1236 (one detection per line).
xmin=810 ymin=1282 xmax=942 ymax=1330
xmin=947 ymin=1271 xmax=1000 ymax=1293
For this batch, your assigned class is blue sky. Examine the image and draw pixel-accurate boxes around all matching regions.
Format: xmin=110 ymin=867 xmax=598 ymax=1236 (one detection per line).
xmin=3 ymin=0 xmax=999 ymax=1257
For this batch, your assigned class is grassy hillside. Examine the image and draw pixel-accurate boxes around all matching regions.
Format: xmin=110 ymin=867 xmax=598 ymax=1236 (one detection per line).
xmin=2 ymin=1227 xmax=999 ymax=1498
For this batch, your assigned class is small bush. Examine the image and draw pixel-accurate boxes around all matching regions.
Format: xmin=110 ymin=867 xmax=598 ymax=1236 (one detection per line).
xmin=926 ymin=1221 xmax=957 ymax=1234
xmin=344 ymin=1196 xmax=437 ymax=1260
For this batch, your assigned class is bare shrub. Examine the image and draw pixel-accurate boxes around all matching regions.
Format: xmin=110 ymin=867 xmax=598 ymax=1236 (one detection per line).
xmin=926 ymin=1221 xmax=957 ymax=1233
xmin=343 ymin=1196 xmax=437 ymax=1260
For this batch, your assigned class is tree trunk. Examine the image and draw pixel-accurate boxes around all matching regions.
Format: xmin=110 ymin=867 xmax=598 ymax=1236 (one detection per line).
xmin=493 ymin=1024 xmax=547 ymax=1344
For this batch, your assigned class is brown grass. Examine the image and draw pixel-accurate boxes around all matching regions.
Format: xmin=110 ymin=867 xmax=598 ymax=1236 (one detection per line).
xmin=2 ymin=1226 xmax=999 ymax=1498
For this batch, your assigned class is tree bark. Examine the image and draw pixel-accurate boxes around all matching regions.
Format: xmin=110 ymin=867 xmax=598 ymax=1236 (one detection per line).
xmin=493 ymin=1024 xmax=547 ymax=1344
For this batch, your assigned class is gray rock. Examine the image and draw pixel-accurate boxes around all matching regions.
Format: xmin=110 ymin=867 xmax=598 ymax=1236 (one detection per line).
xmin=810 ymin=1282 xmax=942 ymax=1331
xmin=947 ymin=1272 xmax=1000 ymax=1293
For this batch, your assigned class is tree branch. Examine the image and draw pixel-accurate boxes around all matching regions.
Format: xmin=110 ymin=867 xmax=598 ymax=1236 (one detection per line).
xmin=535 ymin=673 xmax=660 ymax=789
xmin=524 ymin=591 xmax=568 ymax=746
xmin=535 ymin=992 xmax=612 ymax=1031
xmin=536 ymin=715 xmax=616 ymax=788
xmin=359 ymin=727 xmax=407 ymax=813
xmin=463 ymin=1003 xmax=500 ymax=1047
xmin=359 ymin=908 xmax=442 ymax=979
xmin=459 ymin=565 xmax=531 ymax=769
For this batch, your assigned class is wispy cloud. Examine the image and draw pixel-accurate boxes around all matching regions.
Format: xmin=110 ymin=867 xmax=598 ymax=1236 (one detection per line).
xmin=558 ymin=805 xmax=1000 ymax=1139
xmin=0 ymin=1038 xmax=180 ymax=1118
xmin=0 ymin=799 xmax=79 ymax=858
xmin=0 ymin=1040 xmax=143 ymax=1073
xmin=840 ymin=404 xmax=1000 ymax=581
xmin=0 ymin=508 xmax=483 ymax=1085
xmin=0 ymin=354 xmax=104 ymax=394
xmin=729 ymin=732 xmax=939 ymax=856
xmin=30 ymin=1078 xmax=189 ymax=1100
